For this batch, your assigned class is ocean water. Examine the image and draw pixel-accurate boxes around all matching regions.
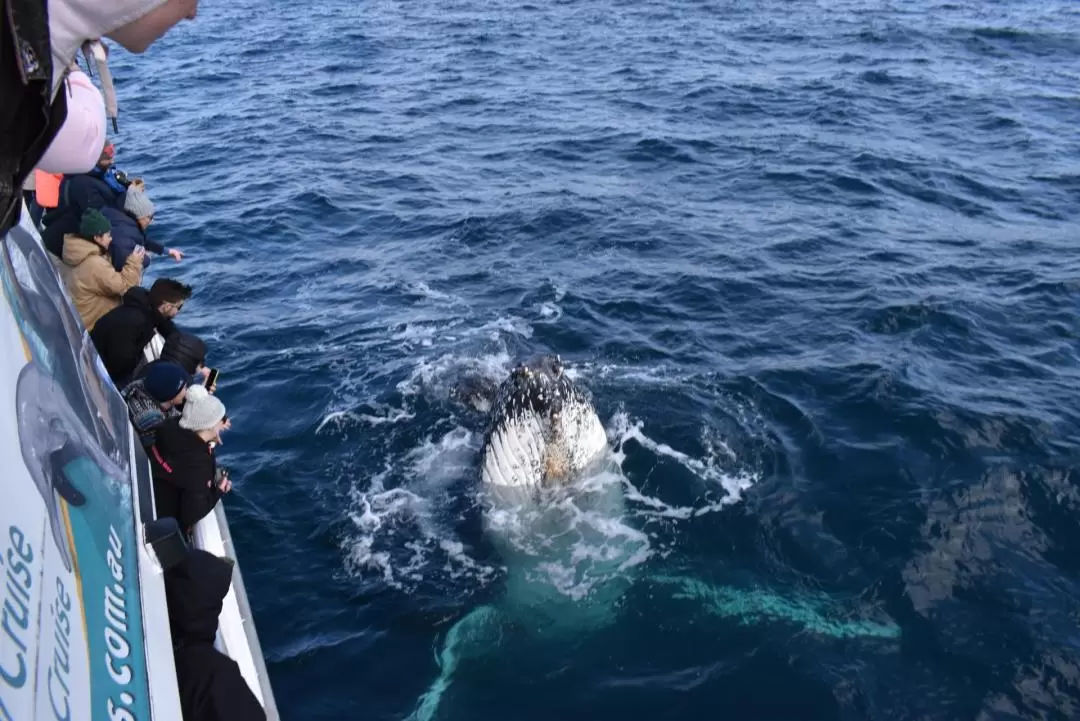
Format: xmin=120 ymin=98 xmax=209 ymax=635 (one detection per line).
xmin=104 ymin=0 xmax=1080 ymax=719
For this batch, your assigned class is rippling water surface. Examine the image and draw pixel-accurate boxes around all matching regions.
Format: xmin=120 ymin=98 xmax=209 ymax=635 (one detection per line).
xmin=108 ymin=0 xmax=1080 ymax=718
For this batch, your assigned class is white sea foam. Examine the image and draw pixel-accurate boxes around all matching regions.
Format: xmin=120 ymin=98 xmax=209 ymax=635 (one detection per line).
xmin=332 ymin=315 xmax=761 ymax=599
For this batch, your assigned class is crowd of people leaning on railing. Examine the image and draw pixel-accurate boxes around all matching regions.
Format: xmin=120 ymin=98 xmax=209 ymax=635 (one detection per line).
xmin=27 ymin=140 xmax=266 ymax=721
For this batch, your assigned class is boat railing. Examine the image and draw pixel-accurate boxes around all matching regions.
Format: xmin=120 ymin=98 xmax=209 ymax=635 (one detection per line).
xmin=2 ymin=203 xmax=279 ymax=720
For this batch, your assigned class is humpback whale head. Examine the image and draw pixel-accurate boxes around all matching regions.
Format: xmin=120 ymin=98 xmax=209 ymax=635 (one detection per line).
xmin=480 ymin=355 xmax=608 ymax=491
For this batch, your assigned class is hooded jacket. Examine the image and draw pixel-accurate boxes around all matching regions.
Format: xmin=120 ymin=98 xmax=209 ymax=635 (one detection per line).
xmin=101 ymin=205 xmax=166 ymax=270
xmin=90 ymin=285 xmax=178 ymax=384
xmin=60 ymin=233 xmax=143 ymax=330
xmin=41 ymin=169 xmax=129 ymax=257
xmin=136 ymin=331 xmax=208 ymax=382
xmin=163 ymin=549 xmax=267 ymax=721
xmin=150 ymin=418 xmax=222 ymax=531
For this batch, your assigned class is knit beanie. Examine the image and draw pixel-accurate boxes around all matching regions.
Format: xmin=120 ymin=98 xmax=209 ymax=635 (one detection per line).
xmin=79 ymin=208 xmax=111 ymax=239
xmin=179 ymin=385 xmax=226 ymax=432
xmin=143 ymin=362 xmax=191 ymax=403
xmin=124 ymin=183 xmax=155 ymax=219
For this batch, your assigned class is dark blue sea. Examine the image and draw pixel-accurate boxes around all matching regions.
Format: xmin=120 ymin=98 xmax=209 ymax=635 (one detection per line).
xmin=107 ymin=0 xmax=1080 ymax=718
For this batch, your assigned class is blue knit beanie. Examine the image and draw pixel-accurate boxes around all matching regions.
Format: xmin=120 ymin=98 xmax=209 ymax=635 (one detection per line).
xmin=144 ymin=362 xmax=191 ymax=403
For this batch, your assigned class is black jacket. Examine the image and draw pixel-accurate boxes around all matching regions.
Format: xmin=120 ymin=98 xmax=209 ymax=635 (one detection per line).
xmin=163 ymin=549 xmax=267 ymax=721
xmin=1 ymin=0 xmax=68 ymax=236
xmin=150 ymin=418 xmax=222 ymax=531
xmin=90 ymin=286 xmax=177 ymax=385
xmin=135 ymin=331 xmax=208 ymax=380
xmin=40 ymin=171 xmax=127 ymax=256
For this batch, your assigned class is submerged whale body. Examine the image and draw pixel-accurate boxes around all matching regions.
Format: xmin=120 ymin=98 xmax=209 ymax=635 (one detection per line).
xmin=406 ymin=354 xmax=902 ymax=721
xmin=478 ymin=354 xmax=608 ymax=491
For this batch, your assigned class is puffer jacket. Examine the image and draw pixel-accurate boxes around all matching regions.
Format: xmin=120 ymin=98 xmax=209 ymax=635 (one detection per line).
xmin=101 ymin=206 xmax=166 ymax=270
xmin=59 ymin=233 xmax=143 ymax=330
xmin=150 ymin=418 xmax=223 ymax=532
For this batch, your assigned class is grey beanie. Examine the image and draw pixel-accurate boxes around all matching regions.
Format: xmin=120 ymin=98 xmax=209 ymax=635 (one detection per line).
xmin=124 ymin=183 xmax=155 ymax=219
xmin=179 ymin=385 xmax=226 ymax=432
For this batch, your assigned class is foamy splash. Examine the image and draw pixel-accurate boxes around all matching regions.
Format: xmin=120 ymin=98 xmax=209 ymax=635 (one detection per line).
xmin=609 ymin=411 xmax=758 ymax=519
xmin=338 ymin=375 xmax=760 ymax=597
xmin=317 ymin=303 xmax=763 ymax=597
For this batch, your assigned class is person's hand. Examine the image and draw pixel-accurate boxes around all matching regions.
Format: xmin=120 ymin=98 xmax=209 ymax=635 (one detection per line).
xmin=211 ymin=475 xmax=232 ymax=494
xmin=132 ymin=246 xmax=146 ymax=263
xmin=107 ymin=0 xmax=200 ymax=53
xmin=168 ymin=248 xmax=184 ymax=261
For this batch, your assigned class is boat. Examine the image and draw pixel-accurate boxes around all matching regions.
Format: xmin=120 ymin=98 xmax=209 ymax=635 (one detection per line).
xmin=0 ymin=203 xmax=279 ymax=720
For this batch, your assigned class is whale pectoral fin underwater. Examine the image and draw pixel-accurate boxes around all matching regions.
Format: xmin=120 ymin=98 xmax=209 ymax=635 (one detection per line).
xmin=407 ymin=604 xmax=509 ymax=721
xmin=646 ymin=574 xmax=901 ymax=640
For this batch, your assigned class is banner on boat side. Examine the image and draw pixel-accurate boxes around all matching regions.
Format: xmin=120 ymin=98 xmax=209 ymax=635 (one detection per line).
xmin=0 ymin=221 xmax=152 ymax=721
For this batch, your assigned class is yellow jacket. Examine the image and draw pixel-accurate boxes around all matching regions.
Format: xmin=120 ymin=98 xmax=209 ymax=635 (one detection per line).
xmin=60 ymin=234 xmax=143 ymax=331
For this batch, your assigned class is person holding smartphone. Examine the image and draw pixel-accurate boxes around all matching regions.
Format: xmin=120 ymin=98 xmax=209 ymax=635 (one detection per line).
xmin=149 ymin=384 xmax=232 ymax=533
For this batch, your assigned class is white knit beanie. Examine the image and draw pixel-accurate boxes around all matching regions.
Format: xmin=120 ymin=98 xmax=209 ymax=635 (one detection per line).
xmin=179 ymin=385 xmax=226 ymax=432
xmin=123 ymin=183 xmax=155 ymax=219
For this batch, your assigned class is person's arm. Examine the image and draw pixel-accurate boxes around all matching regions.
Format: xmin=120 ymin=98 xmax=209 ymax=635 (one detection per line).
xmin=142 ymin=236 xmax=167 ymax=255
xmin=155 ymin=313 xmax=178 ymax=338
xmin=176 ymin=458 xmax=225 ymax=529
xmin=179 ymin=485 xmax=222 ymax=530
xmin=107 ymin=241 xmax=126 ymax=272
xmin=90 ymin=251 xmax=143 ymax=297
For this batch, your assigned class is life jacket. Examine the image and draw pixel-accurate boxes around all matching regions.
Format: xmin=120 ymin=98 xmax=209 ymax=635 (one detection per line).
xmin=34 ymin=169 xmax=63 ymax=207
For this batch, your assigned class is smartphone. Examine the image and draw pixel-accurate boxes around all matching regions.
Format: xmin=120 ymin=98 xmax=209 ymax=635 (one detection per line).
xmin=204 ymin=368 xmax=219 ymax=389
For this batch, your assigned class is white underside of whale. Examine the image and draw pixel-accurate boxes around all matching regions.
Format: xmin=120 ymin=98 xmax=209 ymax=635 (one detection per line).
xmin=480 ymin=396 xmax=609 ymax=489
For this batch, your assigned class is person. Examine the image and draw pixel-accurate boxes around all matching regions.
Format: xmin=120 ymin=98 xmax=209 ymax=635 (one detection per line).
xmin=2 ymin=0 xmax=201 ymax=236
xmin=150 ymin=384 xmax=232 ymax=532
xmin=41 ymin=141 xmax=131 ymax=257
xmin=101 ymin=180 xmax=184 ymax=270
xmin=163 ymin=548 xmax=267 ymax=721
xmin=21 ymin=172 xmax=45 ymax=226
xmin=90 ymin=277 xmax=193 ymax=386
xmin=122 ymin=361 xmax=191 ymax=449
xmin=136 ymin=331 xmax=212 ymax=388
xmin=59 ymin=208 xmax=144 ymax=330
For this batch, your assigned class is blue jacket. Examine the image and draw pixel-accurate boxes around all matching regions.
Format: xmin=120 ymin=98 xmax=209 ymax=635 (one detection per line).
xmin=101 ymin=206 xmax=167 ymax=271
xmin=40 ymin=168 xmax=129 ymax=257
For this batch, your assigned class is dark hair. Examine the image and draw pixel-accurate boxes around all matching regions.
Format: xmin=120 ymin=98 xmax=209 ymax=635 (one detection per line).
xmin=160 ymin=332 xmax=207 ymax=375
xmin=148 ymin=278 xmax=193 ymax=308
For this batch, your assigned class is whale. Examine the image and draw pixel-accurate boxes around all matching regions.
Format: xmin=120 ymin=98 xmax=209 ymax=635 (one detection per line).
xmin=478 ymin=354 xmax=608 ymax=492
xmin=406 ymin=354 xmax=901 ymax=721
